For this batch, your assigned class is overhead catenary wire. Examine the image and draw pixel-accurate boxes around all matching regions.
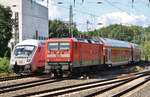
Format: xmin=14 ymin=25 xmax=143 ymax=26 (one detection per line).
xmin=39 ymin=0 xmax=149 ymax=19
xmin=50 ymin=1 xmax=99 ymax=29
xmin=40 ymin=0 xmax=147 ymax=20
xmin=104 ymin=0 xmax=130 ymax=14
xmin=40 ymin=0 xmax=150 ymax=30
xmin=103 ymin=0 xmax=148 ymax=25
xmin=50 ymin=2 xmax=100 ymax=18
xmin=50 ymin=0 xmax=140 ymax=19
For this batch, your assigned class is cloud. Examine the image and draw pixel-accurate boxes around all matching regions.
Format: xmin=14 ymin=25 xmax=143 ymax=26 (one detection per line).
xmin=37 ymin=0 xmax=60 ymax=20
xmin=97 ymin=12 xmax=150 ymax=28
xmin=75 ymin=15 xmax=97 ymax=32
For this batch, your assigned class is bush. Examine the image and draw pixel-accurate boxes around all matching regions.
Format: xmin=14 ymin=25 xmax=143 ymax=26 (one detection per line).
xmin=0 ymin=57 xmax=11 ymax=73
xmin=130 ymin=66 xmax=144 ymax=73
xmin=4 ymin=47 xmax=11 ymax=58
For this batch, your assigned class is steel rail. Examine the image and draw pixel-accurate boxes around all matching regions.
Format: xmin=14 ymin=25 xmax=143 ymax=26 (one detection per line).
xmin=0 ymin=74 xmax=35 ymax=82
xmin=0 ymin=78 xmax=65 ymax=94
xmin=85 ymin=72 xmax=150 ymax=97
xmin=112 ymin=77 xmax=150 ymax=97
xmin=14 ymin=75 xmax=139 ymax=97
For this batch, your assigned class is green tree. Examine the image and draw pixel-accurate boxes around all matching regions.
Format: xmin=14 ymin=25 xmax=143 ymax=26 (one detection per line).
xmin=144 ymin=26 xmax=150 ymax=41
xmin=130 ymin=25 xmax=143 ymax=44
xmin=0 ymin=5 xmax=13 ymax=57
xmin=49 ymin=20 xmax=79 ymax=38
xmin=142 ymin=26 xmax=150 ymax=60
xmin=98 ymin=24 xmax=134 ymax=41
xmin=83 ymin=24 xmax=143 ymax=44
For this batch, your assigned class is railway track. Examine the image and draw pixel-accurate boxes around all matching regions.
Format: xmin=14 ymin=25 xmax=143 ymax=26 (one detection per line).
xmin=0 ymin=70 xmax=149 ymax=97
xmin=12 ymin=73 xmax=140 ymax=97
xmin=0 ymin=74 xmax=35 ymax=82
xmin=111 ymin=76 xmax=150 ymax=97
xmin=85 ymin=71 xmax=150 ymax=97
xmin=13 ymin=71 xmax=150 ymax=97
xmin=0 ymin=77 xmax=65 ymax=94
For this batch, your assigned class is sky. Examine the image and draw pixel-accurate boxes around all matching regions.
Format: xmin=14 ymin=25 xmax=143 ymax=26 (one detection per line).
xmin=37 ymin=0 xmax=150 ymax=31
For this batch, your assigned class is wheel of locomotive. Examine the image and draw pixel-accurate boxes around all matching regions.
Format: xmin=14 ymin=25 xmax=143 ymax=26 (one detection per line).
xmin=47 ymin=71 xmax=54 ymax=78
xmin=27 ymin=65 xmax=32 ymax=74
xmin=13 ymin=64 xmax=19 ymax=74
xmin=58 ymin=69 xmax=63 ymax=78
xmin=63 ymin=70 xmax=72 ymax=78
xmin=52 ymin=69 xmax=62 ymax=78
xmin=20 ymin=66 xmax=24 ymax=73
xmin=52 ymin=70 xmax=57 ymax=78
xmin=108 ymin=64 xmax=112 ymax=68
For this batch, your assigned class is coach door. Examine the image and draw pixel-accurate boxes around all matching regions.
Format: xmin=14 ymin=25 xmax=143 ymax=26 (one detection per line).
xmin=106 ymin=48 xmax=112 ymax=65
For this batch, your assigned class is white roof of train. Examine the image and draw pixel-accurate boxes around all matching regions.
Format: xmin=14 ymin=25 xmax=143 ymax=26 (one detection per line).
xmin=100 ymin=38 xmax=131 ymax=48
xmin=15 ymin=39 xmax=44 ymax=47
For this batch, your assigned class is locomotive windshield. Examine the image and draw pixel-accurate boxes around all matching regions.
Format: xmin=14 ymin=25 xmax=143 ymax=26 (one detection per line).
xmin=48 ymin=42 xmax=70 ymax=50
xmin=14 ymin=45 xmax=35 ymax=57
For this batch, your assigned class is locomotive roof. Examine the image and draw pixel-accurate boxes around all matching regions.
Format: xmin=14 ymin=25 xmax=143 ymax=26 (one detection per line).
xmin=15 ymin=39 xmax=44 ymax=47
xmin=100 ymin=38 xmax=131 ymax=48
xmin=74 ymin=38 xmax=102 ymax=44
xmin=47 ymin=38 xmax=102 ymax=44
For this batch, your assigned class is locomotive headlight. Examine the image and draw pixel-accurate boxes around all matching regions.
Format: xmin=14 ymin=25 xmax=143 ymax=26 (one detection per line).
xmin=47 ymin=54 xmax=56 ymax=57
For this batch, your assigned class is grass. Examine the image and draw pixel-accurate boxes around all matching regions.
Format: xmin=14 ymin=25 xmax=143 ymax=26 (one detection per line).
xmin=0 ymin=57 xmax=12 ymax=75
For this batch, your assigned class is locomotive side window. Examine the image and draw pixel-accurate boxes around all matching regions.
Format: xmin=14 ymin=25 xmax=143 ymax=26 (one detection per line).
xmin=48 ymin=43 xmax=59 ymax=50
xmin=60 ymin=42 xmax=70 ymax=50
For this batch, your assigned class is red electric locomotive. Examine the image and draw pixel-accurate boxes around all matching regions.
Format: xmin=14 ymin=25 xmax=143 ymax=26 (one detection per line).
xmin=45 ymin=38 xmax=103 ymax=77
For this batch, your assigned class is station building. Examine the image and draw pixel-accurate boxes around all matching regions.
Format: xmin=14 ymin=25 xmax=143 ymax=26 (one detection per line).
xmin=0 ymin=0 xmax=48 ymax=49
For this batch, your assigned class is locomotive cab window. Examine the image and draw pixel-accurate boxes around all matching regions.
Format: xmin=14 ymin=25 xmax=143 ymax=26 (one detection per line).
xmin=48 ymin=42 xmax=70 ymax=50
xmin=60 ymin=42 xmax=70 ymax=50
xmin=14 ymin=45 xmax=35 ymax=57
xmin=48 ymin=43 xmax=59 ymax=50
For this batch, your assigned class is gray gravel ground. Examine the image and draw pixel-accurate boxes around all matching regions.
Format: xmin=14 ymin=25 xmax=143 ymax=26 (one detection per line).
xmin=0 ymin=75 xmax=49 ymax=87
xmin=127 ymin=81 xmax=150 ymax=97
xmin=58 ymin=82 xmax=122 ymax=97
xmin=0 ymin=78 xmax=98 ymax=97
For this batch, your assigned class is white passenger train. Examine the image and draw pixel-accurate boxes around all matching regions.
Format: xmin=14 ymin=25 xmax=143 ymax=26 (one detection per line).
xmin=10 ymin=39 xmax=46 ymax=74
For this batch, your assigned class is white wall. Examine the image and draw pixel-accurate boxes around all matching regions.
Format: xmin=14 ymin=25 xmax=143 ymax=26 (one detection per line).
xmin=22 ymin=0 xmax=48 ymax=41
